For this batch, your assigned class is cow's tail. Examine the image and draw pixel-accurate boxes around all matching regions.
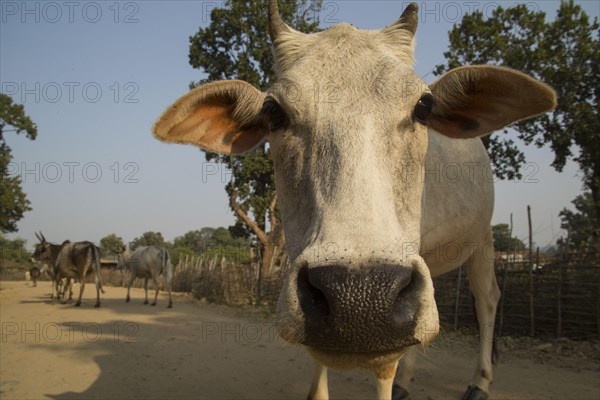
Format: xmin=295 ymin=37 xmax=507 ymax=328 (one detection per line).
xmin=162 ymin=249 xmax=173 ymax=280
xmin=91 ymin=245 xmax=105 ymax=294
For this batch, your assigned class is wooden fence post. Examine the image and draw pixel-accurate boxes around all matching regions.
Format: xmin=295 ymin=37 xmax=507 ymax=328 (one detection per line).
xmin=556 ymin=236 xmax=570 ymax=338
xmin=498 ymin=213 xmax=514 ymax=337
xmin=597 ymin=269 xmax=600 ymax=339
xmin=454 ymin=265 xmax=462 ymax=331
xmin=498 ymin=258 xmax=508 ymax=337
xmin=557 ymin=259 xmax=563 ymax=338
xmin=527 ymin=205 xmax=535 ymax=337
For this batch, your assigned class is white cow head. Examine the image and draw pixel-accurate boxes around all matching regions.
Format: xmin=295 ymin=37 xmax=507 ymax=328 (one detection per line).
xmin=154 ymin=1 xmax=555 ymax=374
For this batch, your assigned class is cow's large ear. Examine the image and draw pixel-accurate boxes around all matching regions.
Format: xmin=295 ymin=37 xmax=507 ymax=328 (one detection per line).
xmin=153 ymin=80 xmax=268 ymax=155
xmin=428 ymin=66 xmax=556 ymax=138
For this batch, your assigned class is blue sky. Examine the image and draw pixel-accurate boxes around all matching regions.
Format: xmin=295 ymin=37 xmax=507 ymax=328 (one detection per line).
xmin=2 ymin=0 xmax=598 ymax=250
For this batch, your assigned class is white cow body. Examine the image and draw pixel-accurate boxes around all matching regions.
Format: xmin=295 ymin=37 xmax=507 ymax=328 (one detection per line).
xmin=118 ymin=246 xmax=173 ymax=308
xmin=422 ymin=133 xmax=494 ymax=277
xmin=153 ymin=2 xmax=555 ymax=399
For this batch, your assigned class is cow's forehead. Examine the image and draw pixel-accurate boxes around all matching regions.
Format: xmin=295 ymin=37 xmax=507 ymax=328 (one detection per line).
xmin=271 ymin=24 xmax=425 ymax=111
xmin=274 ymin=22 xmax=415 ymax=70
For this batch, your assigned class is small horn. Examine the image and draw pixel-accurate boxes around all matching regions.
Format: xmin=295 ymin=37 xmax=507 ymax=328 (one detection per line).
xmin=35 ymin=232 xmax=42 ymax=242
xmin=395 ymin=2 xmax=419 ymax=35
xmin=268 ymin=0 xmax=291 ymax=42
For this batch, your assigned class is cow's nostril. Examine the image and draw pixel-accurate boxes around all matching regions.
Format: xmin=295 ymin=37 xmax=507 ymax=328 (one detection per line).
xmin=308 ymin=282 xmax=330 ymax=315
xmin=392 ymin=271 xmax=419 ymax=335
xmin=298 ymin=266 xmax=330 ymax=317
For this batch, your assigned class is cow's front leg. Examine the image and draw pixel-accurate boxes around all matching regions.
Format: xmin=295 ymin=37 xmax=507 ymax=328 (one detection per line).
xmin=307 ymin=360 xmax=328 ymax=400
xmin=392 ymin=346 xmax=416 ymax=400
xmin=68 ymin=278 xmax=74 ymax=300
xmin=376 ymin=360 xmax=399 ymax=400
xmin=463 ymin=228 xmax=500 ymax=400
xmin=52 ymin=279 xmax=58 ymax=301
xmin=60 ymin=278 xmax=70 ymax=304
xmin=143 ymin=278 xmax=149 ymax=304
xmin=126 ymin=273 xmax=135 ymax=303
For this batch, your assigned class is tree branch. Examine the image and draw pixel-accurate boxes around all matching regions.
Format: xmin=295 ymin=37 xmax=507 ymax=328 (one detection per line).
xmin=230 ymin=190 xmax=268 ymax=245
xmin=268 ymin=194 xmax=278 ymax=228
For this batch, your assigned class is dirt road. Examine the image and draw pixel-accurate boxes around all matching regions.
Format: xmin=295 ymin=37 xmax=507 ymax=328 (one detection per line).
xmin=1 ymin=281 xmax=598 ymax=400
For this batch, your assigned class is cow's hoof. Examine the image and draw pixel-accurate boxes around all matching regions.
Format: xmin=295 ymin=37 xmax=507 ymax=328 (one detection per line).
xmin=126 ymin=298 xmax=130 ymax=303
xmin=74 ymin=302 xmax=81 ymax=307
xmin=167 ymin=303 xmax=173 ymax=309
xmin=143 ymin=300 xmax=148 ymax=305
xmin=392 ymin=383 xmax=411 ymax=400
xmin=151 ymin=302 xmax=157 ymax=306
xmin=461 ymin=385 xmax=489 ymax=400
xmin=94 ymin=303 xmax=100 ymax=308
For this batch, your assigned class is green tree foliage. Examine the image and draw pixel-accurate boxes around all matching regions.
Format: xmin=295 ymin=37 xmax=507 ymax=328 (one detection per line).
xmin=0 ymin=234 xmax=30 ymax=268
xmin=492 ymin=223 xmax=527 ymax=252
xmin=0 ymin=94 xmax=37 ymax=141
xmin=173 ymin=227 xmax=225 ymax=253
xmin=0 ymin=94 xmax=37 ymax=233
xmin=435 ymin=1 xmax=600 ymax=226
xmin=131 ymin=231 xmax=166 ymax=249
xmin=559 ymin=192 xmax=598 ymax=251
xmin=188 ymin=1 xmax=322 ymax=267
xmin=173 ymin=227 xmax=250 ymax=264
xmin=100 ymin=233 xmax=125 ymax=256
xmin=170 ymin=246 xmax=197 ymax=269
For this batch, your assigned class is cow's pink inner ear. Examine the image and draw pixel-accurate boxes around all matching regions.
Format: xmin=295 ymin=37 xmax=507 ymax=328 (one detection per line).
xmin=169 ymin=104 xmax=265 ymax=155
xmin=154 ymin=80 xmax=268 ymax=155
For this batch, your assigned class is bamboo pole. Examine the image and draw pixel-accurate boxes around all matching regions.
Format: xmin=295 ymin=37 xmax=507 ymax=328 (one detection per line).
xmin=454 ymin=265 xmax=462 ymax=331
xmin=557 ymin=239 xmax=567 ymax=338
xmin=527 ymin=205 xmax=534 ymax=337
xmin=498 ymin=259 xmax=508 ymax=337
xmin=498 ymin=213 xmax=514 ymax=336
xmin=597 ymin=271 xmax=600 ymax=339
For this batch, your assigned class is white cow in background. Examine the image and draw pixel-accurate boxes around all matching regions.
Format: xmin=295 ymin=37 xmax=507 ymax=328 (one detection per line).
xmin=117 ymin=245 xmax=173 ymax=308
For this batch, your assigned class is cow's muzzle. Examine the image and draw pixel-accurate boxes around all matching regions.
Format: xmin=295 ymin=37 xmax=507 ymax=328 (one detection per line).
xmin=278 ymin=257 xmax=438 ymax=355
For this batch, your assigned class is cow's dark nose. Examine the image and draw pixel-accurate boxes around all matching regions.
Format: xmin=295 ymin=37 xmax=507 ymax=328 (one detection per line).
xmin=297 ymin=264 xmax=420 ymax=353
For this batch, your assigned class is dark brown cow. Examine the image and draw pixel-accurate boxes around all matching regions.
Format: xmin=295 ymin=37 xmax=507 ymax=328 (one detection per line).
xmin=54 ymin=241 xmax=104 ymax=307
xmin=32 ymin=232 xmax=73 ymax=300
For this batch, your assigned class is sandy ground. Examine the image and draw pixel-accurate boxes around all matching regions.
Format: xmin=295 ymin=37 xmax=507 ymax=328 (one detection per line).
xmin=1 ymin=281 xmax=598 ymax=400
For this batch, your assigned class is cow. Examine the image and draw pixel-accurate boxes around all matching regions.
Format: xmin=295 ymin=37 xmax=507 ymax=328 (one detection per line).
xmin=31 ymin=232 xmax=74 ymax=300
xmin=117 ymin=245 xmax=173 ymax=308
xmin=152 ymin=2 xmax=557 ymax=399
xmin=28 ymin=265 xmax=41 ymax=287
xmin=54 ymin=241 xmax=104 ymax=307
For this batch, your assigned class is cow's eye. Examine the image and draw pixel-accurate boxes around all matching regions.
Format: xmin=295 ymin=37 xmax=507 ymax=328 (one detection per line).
xmin=262 ymin=98 xmax=288 ymax=131
xmin=413 ymin=93 xmax=434 ymax=124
